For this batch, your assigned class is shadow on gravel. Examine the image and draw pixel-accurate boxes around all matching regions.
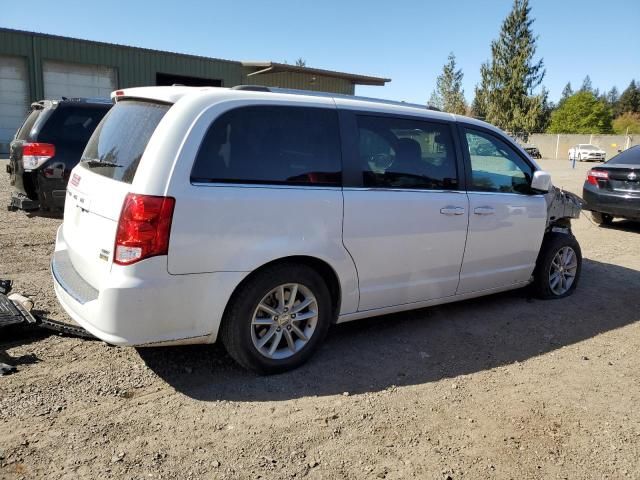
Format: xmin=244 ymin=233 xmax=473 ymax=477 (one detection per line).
xmin=0 ymin=324 xmax=49 ymax=372
xmin=601 ymin=220 xmax=640 ymax=233
xmin=25 ymin=210 xmax=63 ymax=220
xmin=138 ymin=258 xmax=640 ymax=401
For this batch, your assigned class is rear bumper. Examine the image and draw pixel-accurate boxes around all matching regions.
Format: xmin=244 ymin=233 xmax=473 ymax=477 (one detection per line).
xmin=51 ymin=226 xmax=248 ymax=346
xmin=8 ymin=169 xmax=66 ymax=210
xmin=582 ymin=185 xmax=640 ymax=219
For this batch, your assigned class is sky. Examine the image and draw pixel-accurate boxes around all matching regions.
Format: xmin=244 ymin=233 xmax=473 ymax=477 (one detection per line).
xmin=2 ymin=0 xmax=639 ymax=105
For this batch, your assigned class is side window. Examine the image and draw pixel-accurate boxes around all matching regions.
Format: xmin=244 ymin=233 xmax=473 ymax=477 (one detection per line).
xmin=191 ymin=106 xmax=341 ymax=186
xmin=356 ymin=115 xmax=458 ymax=190
xmin=15 ymin=109 xmax=42 ymax=141
xmin=465 ymin=129 xmax=533 ymax=194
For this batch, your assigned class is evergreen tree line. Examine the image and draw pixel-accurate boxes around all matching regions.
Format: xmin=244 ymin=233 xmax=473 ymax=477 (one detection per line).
xmin=428 ymin=0 xmax=640 ymax=136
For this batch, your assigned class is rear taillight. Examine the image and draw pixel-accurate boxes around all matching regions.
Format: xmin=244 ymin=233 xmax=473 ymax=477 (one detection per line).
xmin=114 ymin=193 xmax=176 ymax=265
xmin=22 ymin=143 xmax=55 ymax=170
xmin=587 ymin=169 xmax=608 ymax=187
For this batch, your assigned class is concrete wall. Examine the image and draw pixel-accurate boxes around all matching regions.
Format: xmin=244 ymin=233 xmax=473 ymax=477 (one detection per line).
xmin=529 ymin=134 xmax=639 ymax=160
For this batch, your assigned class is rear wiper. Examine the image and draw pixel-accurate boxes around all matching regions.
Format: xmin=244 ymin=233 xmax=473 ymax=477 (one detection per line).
xmin=83 ymin=159 xmax=123 ymax=168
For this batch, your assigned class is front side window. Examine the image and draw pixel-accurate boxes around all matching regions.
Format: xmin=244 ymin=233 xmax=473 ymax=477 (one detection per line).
xmin=355 ymin=115 xmax=458 ymax=190
xmin=465 ymin=128 xmax=533 ymax=194
xmin=191 ymin=106 xmax=341 ymax=186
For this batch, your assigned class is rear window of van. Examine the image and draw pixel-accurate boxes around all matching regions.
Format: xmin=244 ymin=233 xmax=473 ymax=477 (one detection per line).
xmin=81 ymin=100 xmax=170 ymax=184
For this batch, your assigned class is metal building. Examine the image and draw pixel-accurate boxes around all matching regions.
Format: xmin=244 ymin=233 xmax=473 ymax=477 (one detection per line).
xmin=0 ymin=28 xmax=390 ymax=152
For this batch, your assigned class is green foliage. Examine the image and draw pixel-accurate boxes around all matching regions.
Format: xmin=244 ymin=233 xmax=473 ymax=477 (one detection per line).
xmin=613 ymin=112 xmax=640 ymax=134
xmin=430 ymin=53 xmax=467 ymax=114
xmin=548 ymin=91 xmax=613 ymax=134
xmin=295 ymin=58 xmax=307 ymax=67
xmin=472 ymin=0 xmax=547 ymax=134
xmin=618 ymin=80 xmax=640 ymax=114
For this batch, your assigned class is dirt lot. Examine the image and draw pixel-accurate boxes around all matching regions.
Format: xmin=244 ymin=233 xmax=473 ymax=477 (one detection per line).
xmin=1 ymin=158 xmax=639 ymax=480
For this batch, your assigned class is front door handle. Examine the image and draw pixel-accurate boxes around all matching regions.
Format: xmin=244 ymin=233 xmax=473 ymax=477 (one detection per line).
xmin=440 ymin=206 xmax=465 ymax=216
xmin=474 ymin=206 xmax=495 ymax=215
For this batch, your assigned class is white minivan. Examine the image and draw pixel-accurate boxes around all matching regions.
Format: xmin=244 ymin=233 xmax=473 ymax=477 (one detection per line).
xmin=52 ymin=86 xmax=582 ymax=373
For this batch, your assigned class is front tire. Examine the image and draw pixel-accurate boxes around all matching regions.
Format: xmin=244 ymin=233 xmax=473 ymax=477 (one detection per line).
xmin=220 ymin=263 xmax=333 ymax=374
xmin=591 ymin=211 xmax=613 ymax=225
xmin=533 ymin=232 xmax=582 ymax=299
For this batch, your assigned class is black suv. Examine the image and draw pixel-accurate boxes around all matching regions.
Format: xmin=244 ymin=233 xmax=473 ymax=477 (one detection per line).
xmin=7 ymin=98 xmax=112 ymax=212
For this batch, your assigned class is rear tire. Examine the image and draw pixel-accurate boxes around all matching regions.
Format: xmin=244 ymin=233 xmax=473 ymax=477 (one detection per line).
xmin=533 ymin=232 xmax=582 ymax=300
xmin=220 ymin=263 xmax=333 ymax=375
xmin=591 ymin=212 xmax=613 ymax=225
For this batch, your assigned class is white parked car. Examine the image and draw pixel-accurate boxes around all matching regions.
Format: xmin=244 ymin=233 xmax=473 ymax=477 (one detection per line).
xmin=52 ymin=86 xmax=582 ymax=374
xmin=569 ymin=144 xmax=606 ymax=162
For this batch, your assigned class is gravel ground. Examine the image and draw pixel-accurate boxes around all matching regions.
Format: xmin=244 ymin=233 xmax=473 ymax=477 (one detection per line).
xmin=1 ymin=158 xmax=639 ymax=479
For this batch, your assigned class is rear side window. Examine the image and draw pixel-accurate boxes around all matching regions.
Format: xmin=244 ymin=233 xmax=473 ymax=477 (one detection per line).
xmin=38 ymin=106 xmax=110 ymax=144
xmin=606 ymin=145 xmax=640 ymax=165
xmin=191 ymin=106 xmax=341 ymax=186
xmin=356 ymin=115 xmax=458 ymax=190
xmin=81 ymin=100 xmax=170 ymax=184
xmin=15 ymin=109 xmax=42 ymax=141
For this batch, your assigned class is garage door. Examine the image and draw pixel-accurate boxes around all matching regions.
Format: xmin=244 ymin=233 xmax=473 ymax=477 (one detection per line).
xmin=43 ymin=61 xmax=117 ymax=100
xmin=0 ymin=56 xmax=29 ymax=154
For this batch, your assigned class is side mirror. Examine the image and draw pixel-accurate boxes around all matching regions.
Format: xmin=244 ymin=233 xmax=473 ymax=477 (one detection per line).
xmin=531 ymin=170 xmax=552 ymax=193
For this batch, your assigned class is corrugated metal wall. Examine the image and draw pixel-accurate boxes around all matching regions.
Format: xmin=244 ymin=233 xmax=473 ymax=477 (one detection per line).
xmin=0 ymin=29 xmax=358 ymax=102
xmin=245 ymin=71 xmax=355 ymax=95
xmin=0 ymin=29 xmax=245 ymax=101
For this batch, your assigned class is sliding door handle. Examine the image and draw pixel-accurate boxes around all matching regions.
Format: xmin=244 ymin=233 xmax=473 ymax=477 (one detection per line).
xmin=440 ymin=206 xmax=465 ymax=216
xmin=474 ymin=206 xmax=495 ymax=215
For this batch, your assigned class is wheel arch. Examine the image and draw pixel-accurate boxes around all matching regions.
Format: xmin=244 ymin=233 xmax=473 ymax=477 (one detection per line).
xmin=222 ymin=255 xmax=343 ymax=325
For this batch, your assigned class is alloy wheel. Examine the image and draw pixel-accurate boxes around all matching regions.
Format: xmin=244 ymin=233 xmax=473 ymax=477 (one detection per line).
xmin=549 ymin=246 xmax=578 ymax=295
xmin=250 ymin=283 xmax=319 ymax=360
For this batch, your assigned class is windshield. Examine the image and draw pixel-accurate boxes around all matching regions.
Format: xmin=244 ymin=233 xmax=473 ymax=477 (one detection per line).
xmin=580 ymin=145 xmax=598 ymax=150
xmin=81 ymin=100 xmax=170 ymax=184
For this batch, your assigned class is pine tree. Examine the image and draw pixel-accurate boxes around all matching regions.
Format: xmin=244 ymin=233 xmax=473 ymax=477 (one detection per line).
xmin=606 ymin=86 xmax=619 ymax=105
xmin=473 ymin=0 xmax=546 ymax=134
xmin=430 ymin=53 xmax=467 ymax=115
xmin=534 ymin=87 xmax=553 ymax=132
xmin=560 ymin=82 xmax=573 ymax=104
xmin=580 ymin=75 xmax=593 ymax=93
xmin=295 ymin=58 xmax=307 ymax=67
xmin=471 ymin=62 xmax=491 ymax=119
xmin=428 ymin=90 xmax=442 ymax=110
xmin=606 ymin=86 xmax=620 ymax=116
xmin=618 ymin=80 xmax=640 ymax=114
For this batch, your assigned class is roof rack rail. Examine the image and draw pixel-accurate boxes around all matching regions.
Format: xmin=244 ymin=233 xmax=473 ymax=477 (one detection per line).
xmin=60 ymin=97 xmax=112 ymax=103
xmin=232 ymin=85 xmax=272 ymax=92
xmin=234 ymin=86 xmax=443 ymax=112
